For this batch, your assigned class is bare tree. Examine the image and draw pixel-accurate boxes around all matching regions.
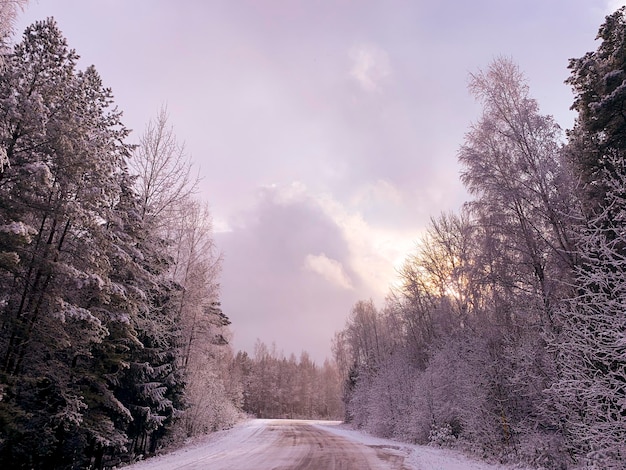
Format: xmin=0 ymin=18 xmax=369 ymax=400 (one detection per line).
xmin=130 ymin=106 xmax=199 ymax=229
xmin=0 ymin=0 xmax=28 ymax=46
xmin=459 ymin=57 xmax=575 ymax=328
xmin=0 ymin=0 xmax=28 ymax=170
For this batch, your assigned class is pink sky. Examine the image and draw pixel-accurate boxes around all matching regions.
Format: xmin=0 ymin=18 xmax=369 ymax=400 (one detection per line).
xmin=14 ymin=0 xmax=622 ymax=362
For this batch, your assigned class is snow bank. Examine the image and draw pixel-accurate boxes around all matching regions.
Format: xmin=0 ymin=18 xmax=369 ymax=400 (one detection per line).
xmin=123 ymin=420 xmax=268 ymax=470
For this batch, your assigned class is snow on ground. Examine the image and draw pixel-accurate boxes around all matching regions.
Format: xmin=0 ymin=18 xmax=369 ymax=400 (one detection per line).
xmin=123 ymin=419 xmax=269 ymax=470
xmin=125 ymin=419 xmax=531 ymax=470
xmin=313 ymin=421 xmax=530 ymax=470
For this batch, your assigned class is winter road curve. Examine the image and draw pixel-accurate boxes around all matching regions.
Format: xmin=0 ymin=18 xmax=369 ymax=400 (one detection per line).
xmin=125 ymin=419 xmax=410 ymax=470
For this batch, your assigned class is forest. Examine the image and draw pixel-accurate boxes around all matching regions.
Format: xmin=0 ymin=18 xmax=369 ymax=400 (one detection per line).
xmin=0 ymin=11 xmax=341 ymax=470
xmin=1 ymin=3 xmax=626 ymax=470
xmin=333 ymin=8 xmax=626 ymax=470
xmin=235 ymin=341 xmax=342 ymax=420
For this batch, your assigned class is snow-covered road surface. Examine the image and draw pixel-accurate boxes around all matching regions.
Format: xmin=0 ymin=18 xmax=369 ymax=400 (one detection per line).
xmin=125 ymin=419 xmax=405 ymax=469
xmin=124 ymin=419 xmax=526 ymax=470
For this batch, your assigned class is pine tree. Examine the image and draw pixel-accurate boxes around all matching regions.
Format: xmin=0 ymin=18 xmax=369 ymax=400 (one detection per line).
xmin=0 ymin=19 xmax=161 ymax=468
xmin=550 ymin=8 xmax=626 ymax=466
xmin=566 ymin=6 xmax=626 ymax=210
xmin=94 ymin=176 xmax=186 ymax=465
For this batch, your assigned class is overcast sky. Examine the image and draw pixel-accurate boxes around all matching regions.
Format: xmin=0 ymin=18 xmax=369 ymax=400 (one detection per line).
xmin=14 ymin=0 xmax=625 ymax=363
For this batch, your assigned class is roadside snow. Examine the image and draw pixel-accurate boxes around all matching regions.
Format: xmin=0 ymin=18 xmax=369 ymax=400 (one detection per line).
xmin=123 ymin=419 xmax=268 ymax=470
xmin=312 ymin=421 xmax=530 ymax=470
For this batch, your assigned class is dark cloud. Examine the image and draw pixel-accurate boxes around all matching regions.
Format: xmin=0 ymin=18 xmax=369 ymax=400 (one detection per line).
xmin=216 ymin=187 xmax=366 ymax=363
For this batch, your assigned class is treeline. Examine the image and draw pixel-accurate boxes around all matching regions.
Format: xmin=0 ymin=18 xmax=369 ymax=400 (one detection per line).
xmin=235 ymin=341 xmax=342 ymax=420
xmin=0 ymin=19 xmax=242 ymax=469
xmin=334 ymin=9 xmax=626 ymax=470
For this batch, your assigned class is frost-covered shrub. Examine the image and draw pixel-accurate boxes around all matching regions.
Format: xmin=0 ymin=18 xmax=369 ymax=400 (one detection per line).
xmin=182 ymin=368 xmax=242 ymax=437
xmin=428 ymin=423 xmax=457 ymax=447
xmin=582 ymin=449 xmax=626 ymax=470
xmin=403 ymin=380 xmax=434 ymax=444
xmin=345 ymin=372 xmax=371 ymax=429
xmin=409 ymin=332 xmax=518 ymax=460
xmin=514 ymin=430 xmax=569 ymax=470
xmin=365 ymin=354 xmax=417 ymax=439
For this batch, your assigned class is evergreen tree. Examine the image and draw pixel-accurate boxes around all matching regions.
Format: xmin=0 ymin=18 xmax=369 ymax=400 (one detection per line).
xmin=0 ymin=18 xmax=137 ymax=467
xmin=551 ymin=8 xmax=626 ymax=467
xmin=567 ymin=6 xmax=626 ymax=210
xmin=101 ymin=177 xmax=186 ymax=464
xmin=0 ymin=19 xmax=191 ymax=468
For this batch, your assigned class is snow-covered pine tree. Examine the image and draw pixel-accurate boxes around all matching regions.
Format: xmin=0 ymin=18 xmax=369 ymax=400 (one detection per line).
xmin=0 ymin=18 xmax=138 ymax=467
xmin=566 ymin=6 xmax=626 ymax=211
xmin=99 ymin=175 xmax=186 ymax=464
xmin=550 ymin=7 xmax=626 ymax=467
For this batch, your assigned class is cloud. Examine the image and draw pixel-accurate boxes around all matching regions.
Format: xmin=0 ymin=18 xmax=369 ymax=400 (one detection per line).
xmin=215 ymin=183 xmax=359 ymax=362
xmin=351 ymin=179 xmax=404 ymax=207
xmin=605 ymin=0 xmax=626 ymax=12
xmin=251 ymin=181 xmax=418 ymax=297
xmin=313 ymin=192 xmax=418 ymax=298
xmin=213 ymin=217 xmax=233 ymax=233
xmin=269 ymin=181 xmax=423 ymax=296
xmin=263 ymin=181 xmax=308 ymax=205
xmin=304 ymin=253 xmax=354 ymax=290
xmin=214 ymin=180 xmax=425 ymax=362
xmin=349 ymin=44 xmax=391 ymax=92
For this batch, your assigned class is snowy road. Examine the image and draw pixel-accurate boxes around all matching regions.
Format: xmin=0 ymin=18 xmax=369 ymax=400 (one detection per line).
xmin=125 ymin=419 xmax=525 ymax=470
xmin=125 ymin=419 xmax=407 ymax=469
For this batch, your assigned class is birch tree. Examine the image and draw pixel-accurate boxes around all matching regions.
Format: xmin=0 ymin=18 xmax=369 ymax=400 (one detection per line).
xmin=130 ymin=106 xmax=198 ymax=229
xmin=459 ymin=57 xmax=575 ymax=329
xmin=129 ymin=108 xmax=235 ymax=437
xmin=0 ymin=0 xmax=28 ymax=60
